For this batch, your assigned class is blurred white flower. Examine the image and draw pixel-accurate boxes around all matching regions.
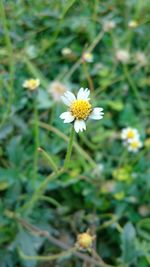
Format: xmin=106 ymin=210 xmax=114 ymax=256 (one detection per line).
xmin=127 ymin=138 xmax=143 ymax=153
xmin=127 ymin=196 xmax=138 ymax=203
xmin=61 ymin=47 xmax=72 ymax=56
xmin=103 ymin=20 xmax=116 ymax=32
xmin=23 ymin=78 xmax=40 ymax=90
xmin=138 ymin=205 xmax=150 ymax=216
xmin=116 ymin=49 xmax=130 ymax=63
xmin=128 ymin=20 xmax=138 ymax=28
xmin=101 ymin=180 xmax=116 ymax=193
xmin=48 ymin=81 xmax=67 ymax=102
xmin=60 ymin=88 xmax=104 ymax=133
xmin=92 ymin=163 xmax=104 ymax=176
xmin=82 ymin=52 xmax=93 ymax=63
xmin=26 ymin=45 xmax=38 ymax=59
xmin=135 ymin=52 xmax=147 ymax=66
xmin=121 ymin=127 xmax=139 ymax=142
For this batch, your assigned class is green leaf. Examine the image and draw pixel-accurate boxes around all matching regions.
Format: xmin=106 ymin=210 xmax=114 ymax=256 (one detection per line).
xmin=121 ymin=222 xmax=137 ymax=264
xmin=0 ymin=181 xmax=10 ymax=191
xmin=6 ymin=136 xmax=24 ymax=166
xmin=107 ymin=100 xmax=124 ymax=111
xmin=137 ymin=218 xmax=150 ymax=241
xmin=37 ymin=89 xmax=52 ymax=109
xmin=16 ymin=228 xmax=37 ymax=267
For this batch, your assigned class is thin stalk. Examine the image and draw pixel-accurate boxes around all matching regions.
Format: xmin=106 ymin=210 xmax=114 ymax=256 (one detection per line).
xmin=39 ymin=195 xmax=62 ymax=208
xmin=38 ymin=147 xmax=58 ymax=173
xmin=131 ymin=146 xmax=149 ymax=166
xmin=39 ymin=121 xmax=96 ymax=168
xmin=33 ymin=95 xmax=39 ymax=182
xmin=0 ymin=0 xmax=14 ymax=127
xmin=64 ymin=31 xmax=104 ymax=81
xmin=41 ymin=0 xmax=77 ymax=54
xmin=97 ymin=216 xmax=119 ymax=232
xmin=64 ymin=125 xmax=75 ymax=169
xmin=18 ymin=247 xmax=77 ymax=261
xmin=91 ymin=248 xmax=114 ymax=267
xmin=88 ymin=30 xmax=104 ymax=52
xmin=118 ymin=149 xmax=128 ymax=167
xmin=5 ymin=213 xmax=104 ymax=267
xmin=82 ymin=62 xmax=94 ymax=91
xmin=92 ymin=0 xmax=99 ymax=21
xmin=20 ymin=168 xmax=65 ymax=213
xmin=64 ymin=58 xmax=82 ymax=81
xmin=123 ymin=64 xmax=146 ymax=116
xmin=24 ymin=57 xmax=49 ymax=88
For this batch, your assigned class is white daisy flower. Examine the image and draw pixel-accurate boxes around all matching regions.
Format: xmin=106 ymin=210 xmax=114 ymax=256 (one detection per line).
xmin=60 ymin=88 xmax=104 ymax=133
xmin=103 ymin=20 xmax=116 ymax=32
xmin=115 ymin=49 xmax=130 ymax=63
xmin=127 ymin=138 xmax=143 ymax=153
xmin=135 ymin=52 xmax=147 ymax=67
xmin=121 ymin=127 xmax=139 ymax=142
xmin=61 ymin=47 xmax=72 ymax=56
xmin=48 ymin=81 xmax=67 ymax=102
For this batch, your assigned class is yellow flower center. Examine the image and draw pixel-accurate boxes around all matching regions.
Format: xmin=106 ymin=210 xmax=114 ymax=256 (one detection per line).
xmin=127 ymin=130 xmax=135 ymax=139
xmin=24 ymin=79 xmax=39 ymax=90
xmin=130 ymin=141 xmax=139 ymax=149
xmin=28 ymin=79 xmax=37 ymax=89
xmin=70 ymin=100 xmax=92 ymax=120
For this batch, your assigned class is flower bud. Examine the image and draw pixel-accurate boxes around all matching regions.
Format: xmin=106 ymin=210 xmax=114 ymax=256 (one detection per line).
xmin=77 ymin=232 xmax=94 ymax=249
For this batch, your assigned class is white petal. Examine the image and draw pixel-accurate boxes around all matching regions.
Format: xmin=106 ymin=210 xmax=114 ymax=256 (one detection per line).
xmin=139 ymin=141 xmax=143 ymax=148
xmin=121 ymin=130 xmax=127 ymax=139
xmin=74 ymin=120 xmax=86 ymax=133
xmin=89 ymin=107 xmax=104 ymax=120
xmin=61 ymin=91 xmax=76 ymax=106
xmin=60 ymin=112 xmax=74 ymax=123
xmin=64 ymin=91 xmax=76 ymax=102
xmin=61 ymin=96 xmax=71 ymax=106
xmin=77 ymin=88 xmax=90 ymax=100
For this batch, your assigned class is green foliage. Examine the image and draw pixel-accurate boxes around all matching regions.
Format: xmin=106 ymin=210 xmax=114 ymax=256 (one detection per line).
xmin=0 ymin=0 xmax=150 ymax=266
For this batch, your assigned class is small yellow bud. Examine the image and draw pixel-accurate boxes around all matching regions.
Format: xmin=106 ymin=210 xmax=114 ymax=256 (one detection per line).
xmin=23 ymin=78 xmax=40 ymax=90
xmin=77 ymin=232 xmax=94 ymax=249
xmin=114 ymin=191 xmax=125 ymax=200
xmin=82 ymin=52 xmax=93 ymax=63
xmin=128 ymin=20 xmax=138 ymax=28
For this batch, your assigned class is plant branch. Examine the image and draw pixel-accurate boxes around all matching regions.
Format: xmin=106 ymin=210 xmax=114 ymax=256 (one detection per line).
xmin=5 ymin=212 xmax=109 ymax=267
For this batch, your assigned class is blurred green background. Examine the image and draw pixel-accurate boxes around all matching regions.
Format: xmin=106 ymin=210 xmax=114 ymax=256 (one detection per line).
xmin=0 ymin=0 xmax=150 ymax=266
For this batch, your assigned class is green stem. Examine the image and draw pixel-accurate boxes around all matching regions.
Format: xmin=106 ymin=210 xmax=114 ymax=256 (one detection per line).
xmin=33 ymin=95 xmax=39 ymax=182
xmin=88 ymin=30 xmax=104 ymax=52
xmin=82 ymin=62 xmax=94 ymax=91
xmin=64 ymin=126 xmax=75 ymax=169
xmin=118 ymin=149 xmax=128 ymax=167
xmin=91 ymin=249 xmax=114 ymax=267
xmin=20 ymin=168 xmax=64 ymax=213
xmin=39 ymin=122 xmax=96 ymax=168
xmin=24 ymin=57 xmax=49 ymax=88
xmin=123 ymin=64 xmax=146 ymax=116
xmin=18 ymin=247 xmax=76 ymax=261
xmin=39 ymin=195 xmax=62 ymax=208
xmin=38 ymin=147 xmax=58 ymax=173
xmin=64 ymin=58 xmax=82 ymax=81
xmin=0 ymin=0 xmax=14 ymax=127
xmin=63 ymin=31 xmax=104 ymax=81
xmin=41 ymin=0 xmax=77 ymax=54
